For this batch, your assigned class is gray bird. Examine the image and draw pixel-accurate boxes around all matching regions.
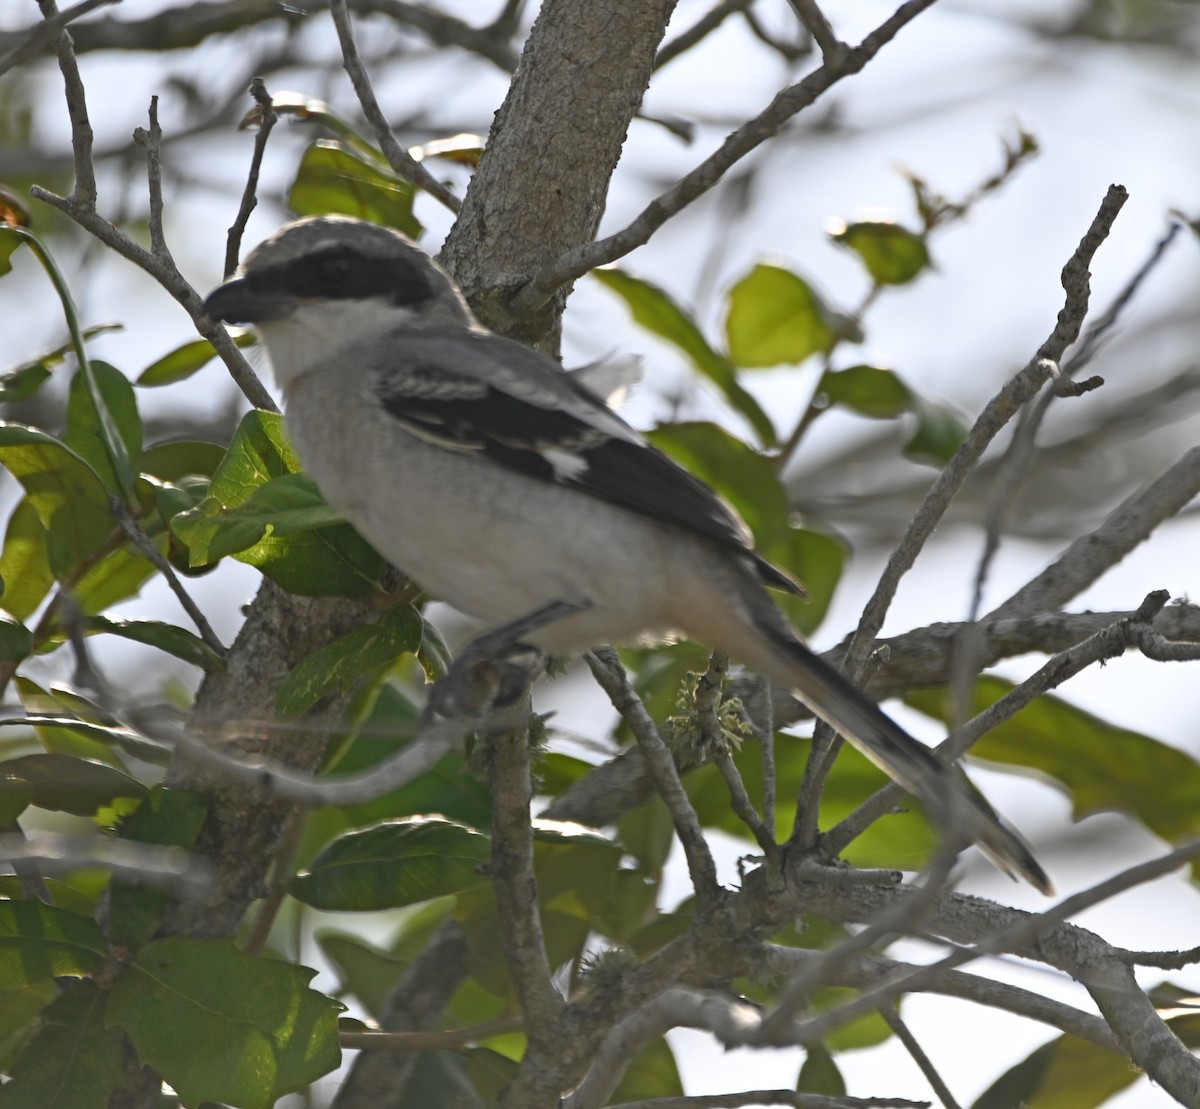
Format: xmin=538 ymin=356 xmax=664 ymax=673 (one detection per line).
xmin=202 ymin=215 xmax=1052 ymax=894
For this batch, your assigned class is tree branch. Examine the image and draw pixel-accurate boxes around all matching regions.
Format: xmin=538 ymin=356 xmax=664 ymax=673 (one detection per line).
xmin=508 ymin=0 xmax=940 ymax=317
xmin=825 ymin=591 xmax=1172 ymax=856
xmin=586 ymin=649 xmax=721 ymax=904
xmin=487 ymin=721 xmax=567 ymax=1047
xmin=0 ymin=0 xmax=520 ymax=70
xmin=330 ymin=0 xmax=462 ymax=214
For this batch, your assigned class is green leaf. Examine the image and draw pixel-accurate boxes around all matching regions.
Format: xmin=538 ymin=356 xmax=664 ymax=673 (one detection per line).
xmin=0 ymin=611 xmax=31 ymax=662
xmin=175 ymin=472 xmax=351 ymax=563
xmin=908 ymin=677 xmax=1200 ymax=844
xmin=139 ymin=440 xmax=226 ymax=483
xmin=685 ymin=732 xmax=937 ymax=870
xmin=0 ymin=776 xmax=31 ymax=822
xmin=0 ymin=220 xmax=29 ymax=278
xmin=0 ymin=498 xmax=53 ymax=621
xmin=815 ymin=365 xmax=968 ymax=465
xmin=236 ymin=516 xmax=390 ymax=596
xmin=973 ymin=1033 xmax=1136 ymax=1109
xmin=16 ymin=676 xmax=127 ymax=767
xmin=215 ymin=409 xmax=295 ymax=493
xmin=830 ymin=220 xmax=931 ymax=285
xmin=316 ymin=932 xmax=407 ymax=1018
xmin=412 ymin=132 xmax=484 ymax=166
xmin=903 ymin=394 xmax=968 ymax=465
xmin=817 ymin=987 xmax=893 ymax=1051
xmin=0 ymin=423 xmax=113 ymax=580
xmin=0 ymin=901 xmax=107 ymax=984
xmin=276 ymin=605 xmax=423 ymax=717
xmin=62 ymin=361 xmax=141 ymax=497
xmin=70 ymin=543 xmax=161 ymax=616
xmin=0 ymin=324 xmax=122 ymax=403
xmin=648 ymin=421 xmax=791 ymax=541
xmin=108 ymin=787 xmax=208 ymax=951
xmin=399 ymin=1049 xmax=488 ymax=1107
xmin=290 ymin=817 xmax=492 ymax=911
xmin=797 ymin=1043 xmax=846 ymax=1095
xmin=725 ymin=263 xmax=837 ymax=367
xmin=593 ymin=268 xmax=777 ymax=447
xmin=0 ymin=363 xmax=50 ymax=404
xmin=86 ymin=616 xmax=223 ymax=670
xmin=0 ymin=979 xmax=57 ymax=1072
xmin=467 ymin=1047 xmax=520 ymax=1104
xmin=765 ymin=526 xmax=844 ymax=637
xmin=1 ymin=227 xmax=133 ymax=501
xmin=818 ymin=365 xmax=912 ymax=419
xmin=136 ymin=331 xmax=257 ymax=387
xmin=289 ymin=140 xmax=422 ymax=237
xmin=0 ymin=980 xmax=124 ymax=1109
xmin=647 ymin=421 xmax=844 ymax=632
xmin=168 ymin=412 xmax=389 ymax=596
xmin=107 ymin=937 xmax=342 ymax=1109
xmin=0 ymin=753 xmax=145 ymax=815
xmin=297 ymin=685 xmax=490 ymax=864
xmin=610 ymin=1036 xmax=683 ymax=1101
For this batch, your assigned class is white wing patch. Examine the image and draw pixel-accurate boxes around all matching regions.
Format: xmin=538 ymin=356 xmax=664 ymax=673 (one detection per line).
xmin=540 ymin=447 xmax=589 ymax=481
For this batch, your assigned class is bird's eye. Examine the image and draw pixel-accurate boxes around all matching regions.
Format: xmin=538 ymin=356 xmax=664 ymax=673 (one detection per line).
xmin=316 ymin=253 xmax=353 ymax=288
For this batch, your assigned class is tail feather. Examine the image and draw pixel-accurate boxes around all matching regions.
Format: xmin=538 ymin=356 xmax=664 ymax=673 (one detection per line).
xmin=752 ymin=622 xmax=1052 ymax=895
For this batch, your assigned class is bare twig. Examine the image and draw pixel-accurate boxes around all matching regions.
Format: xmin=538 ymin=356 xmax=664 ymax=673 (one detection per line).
xmin=133 ymin=96 xmax=169 ymax=257
xmin=825 ymin=591 xmax=1171 ymax=856
xmin=0 ymin=0 xmax=520 ymax=70
xmin=796 ymin=187 xmax=1128 ymax=843
xmin=656 ymin=0 xmax=753 ymax=69
xmin=853 ymin=186 xmax=1128 ymax=680
xmin=692 ymin=653 xmax=778 ymax=856
xmin=764 ymin=945 xmax=1119 ymax=1050
xmin=1121 ymin=945 xmax=1200 ymax=970
xmin=604 ymin=1092 xmax=927 ymax=1108
xmin=36 ymin=0 xmax=97 ymax=207
xmin=566 ymin=988 xmax=796 ymax=1109
xmin=881 ymin=1007 xmax=960 ymax=1109
xmin=988 ymin=445 xmax=1200 ymax=623
xmin=789 ymin=837 xmax=1200 ymax=1056
xmin=110 ymin=497 xmax=227 ymax=656
xmin=0 ymin=832 xmax=214 ymax=898
xmin=543 ymin=597 xmax=1200 ymax=837
xmin=31 ymin=79 xmax=277 ymax=411
xmin=585 ymin=648 xmax=720 ymax=903
xmin=241 ymin=808 xmax=307 ymax=956
xmin=785 ymin=872 xmax=1200 ymax=1101
xmin=330 ymin=0 xmax=462 ymax=214
xmin=1066 ymin=218 xmax=1183 ymax=375
xmin=786 ymin=0 xmax=845 ymax=60
xmin=336 ymin=918 xmax=471 ymax=1106
xmin=759 ymin=851 xmax=957 ymax=1041
xmin=966 ymin=186 xmax=1140 ymax=635
xmin=791 ymin=357 xmax=1057 ymax=847
xmin=224 ymin=77 xmax=277 ymax=278
xmin=0 ymin=0 xmax=117 ymax=78
xmin=339 ymin=1014 xmax=523 ymax=1052
xmin=134 ymin=704 xmax=471 ymax=804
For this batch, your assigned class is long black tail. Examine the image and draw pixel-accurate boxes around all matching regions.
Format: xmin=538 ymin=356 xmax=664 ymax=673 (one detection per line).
xmin=752 ymin=619 xmax=1052 ymax=894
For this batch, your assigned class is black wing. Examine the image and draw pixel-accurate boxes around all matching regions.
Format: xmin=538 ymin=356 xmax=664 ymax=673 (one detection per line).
xmin=373 ymin=330 xmax=799 ymax=593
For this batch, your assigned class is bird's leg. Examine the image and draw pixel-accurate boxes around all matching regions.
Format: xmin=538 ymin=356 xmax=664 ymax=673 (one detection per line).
xmin=426 ymin=600 xmax=592 ymax=721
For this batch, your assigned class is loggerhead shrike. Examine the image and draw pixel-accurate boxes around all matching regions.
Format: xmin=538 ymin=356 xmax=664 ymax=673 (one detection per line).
xmin=202 ymin=215 xmax=1051 ymax=894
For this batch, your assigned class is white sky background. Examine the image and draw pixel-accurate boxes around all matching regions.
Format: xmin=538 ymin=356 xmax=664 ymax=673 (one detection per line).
xmin=4 ymin=0 xmax=1200 ymax=1104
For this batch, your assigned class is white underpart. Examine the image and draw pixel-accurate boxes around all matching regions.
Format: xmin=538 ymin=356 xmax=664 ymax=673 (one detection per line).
xmin=257 ymin=298 xmax=417 ymax=389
